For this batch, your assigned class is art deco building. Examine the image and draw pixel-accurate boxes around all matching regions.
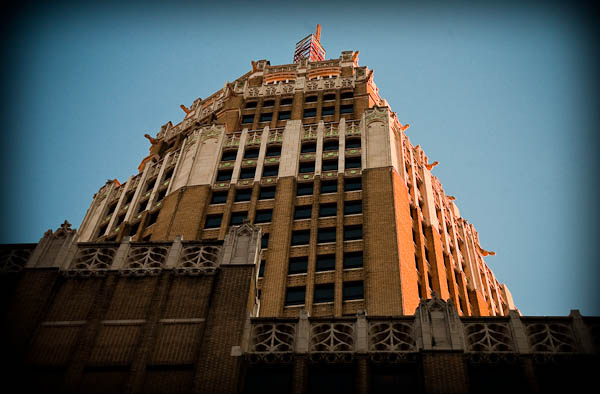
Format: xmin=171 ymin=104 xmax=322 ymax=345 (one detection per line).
xmin=2 ymin=27 xmax=596 ymax=394
xmin=75 ymin=25 xmax=515 ymax=319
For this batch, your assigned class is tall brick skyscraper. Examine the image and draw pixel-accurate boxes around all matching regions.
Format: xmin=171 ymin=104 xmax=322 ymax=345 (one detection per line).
xmin=76 ymin=28 xmax=515 ymax=318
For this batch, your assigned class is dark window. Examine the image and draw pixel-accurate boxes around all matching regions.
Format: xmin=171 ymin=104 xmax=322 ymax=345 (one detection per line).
xmin=344 ymin=177 xmax=361 ymax=191
xmin=261 ymin=234 xmax=269 ymax=249
xmin=242 ymin=114 xmax=254 ymax=124
xmin=285 ymin=287 xmax=306 ymax=306
xmin=211 ymin=191 xmax=228 ymax=204
xmin=278 ymin=111 xmax=291 ymax=120
xmin=124 ymin=192 xmax=134 ymax=204
xmin=245 ymin=101 xmax=258 ymax=109
xmin=291 ymin=230 xmax=310 ymax=246
xmin=304 ymin=108 xmax=316 ymax=118
xmin=344 ymin=225 xmax=362 ymax=241
xmin=280 ymin=97 xmax=293 ymax=106
xmin=239 ymin=167 xmax=256 ymax=179
xmin=296 ymin=183 xmax=313 ymax=196
xmin=263 ymin=99 xmax=275 ymax=107
xmin=428 ymin=273 xmax=433 ymax=291
xmin=107 ymin=202 xmax=117 ymax=216
xmin=266 ymin=145 xmax=281 ymax=157
xmin=314 ymin=284 xmax=335 ymax=303
xmin=323 ymin=139 xmax=338 ymax=151
xmin=221 ymin=149 xmax=238 ymax=161
xmin=156 ymin=188 xmax=167 ymax=202
xmin=343 ymin=281 xmax=364 ymax=300
xmin=230 ymin=212 xmax=247 ymax=225
xmin=321 ymin=181 xmax=337 ymax=194
xmin=319 ymin=203 xmax=337 ymax=217
xmin=204 ymin=214 xmax=222 ymax=229
xmin=322 ymin=160 xmax=338 ymax=171
xmin=316 ymin=254 xmax=336 ymax=272
xmin=344 ymin=201 xmax=362 ymax=215
xmin=294 ymin=205 xmax=312 ymax=220
xmin=345 ymin=138 xmax=361 ymax=149
xmin=259 ymin=186 xmax=276 ymax=200
xmin=244 ymin=148 xmax=260 ymax=159
xmin=318 ymin=228 xmax=336 ymax=243
xmin=97 ymin=222 xmax=108 ymax=237
xmin=260 ymin=113 xmax=273 ymax=122
xmin=216 ymin=169 xmax=233 ymax=181
xmin=345 ymin=156 xmax=361 ymax=169
xmin=163 ymin=168 xmax=174 ymax=180
xmin=235 ymin=188 xmax=252 ymax=202
xmin=145 ymin=178 xmax=156 ymax=193
xmin=340 ymin=104 xmax=353 ymax=114
xmin=340 ymin=92 xmax=353 ymax=99
xmin=305 ymin=96 xmax=318 ymax=103
xmin=322 ymin=106 xmax=335 ymax=116
xmin=262 ymin=165 xmax=279 ymax=177
xmin=301 ymin=142 xmax=316 ymax=153
xmin=299 ymin=161 xmax=315 ymax=173
xmin=343 ymin=251 xmax=363 ymax=269
xmin=289 ymin=257 xmax=308 ymax=275
xmin=258 ymin=260 xmax=266 ymax=278
xmin=323 ymin=93 xmax=336 ymax=101
xmin=255 ymin=210 xmax=272 ymax=224
xmin=425 ymin=247 xmax=431 ymax=263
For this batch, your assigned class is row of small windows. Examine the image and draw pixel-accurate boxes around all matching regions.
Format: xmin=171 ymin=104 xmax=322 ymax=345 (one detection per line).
xmin=244 ymin=92 xmax=354 ymax=110
xmin=284 ymin=251 xmax=363 ymax=275
xmin=290 ymin=225 xmax=362 ymax=245
xmin=242 ymin=107 xmax=354 ymax=124
xmin=298 ymin=157 xmax=360 ymax=173
xmin=293 ymin=201 xmax=362 ymax=219
xmin=297 ymin=178 xmax=361 ymax=196
xmin=216 ymin=164 xmax=279 ymax=181
xmin=285 ymin=281 xmax=364 ymax=306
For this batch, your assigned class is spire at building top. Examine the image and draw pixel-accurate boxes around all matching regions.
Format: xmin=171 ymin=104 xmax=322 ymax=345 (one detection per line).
xmin=294 ymin=24 xmax=326 ymax=63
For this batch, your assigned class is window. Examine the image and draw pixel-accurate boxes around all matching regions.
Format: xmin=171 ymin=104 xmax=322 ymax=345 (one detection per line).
xmin=259 ymin=186 xmax=275 ymax=200
xmin=261 ymin=234 xmax=269 ymax=249
xmin=344 ymin=225 xmax=362 ymax=241
xmin=262 ymin=165 xmax=279 ymax=177
xmin=323 ymin=139 xmax=338 ymax=151
xmin=230 ymin=212 xmax=247 ymax=225
xmin=156 ymin=188 xmax=167 ymax=202
xmin=343 ymin=251 xmax=363 ymax=269
xmin=285 ymin=287 xmax=306 ymax=306
xmin=340 ymin=104 xmax=353 ymax=114
xmin=343 ymin=281 xmax=364 ymax=300
xmin=242 ymin=114 xmax=254 ymax=124
xmin=305 ymin=96 xmax=318 ymax=103
xmin=239 ymin=167 xmax=256 ymax=179
xmin=319 ymin=203 xmax=337 ymax=217
xmin=344 ymin=201 xmax=362 ymax=215
xmin=280 ymin=97 xmax=293 ymax=106
xmin=291 ymin=230 xmax=310 ymax=246
xmin=294 ymin=205 xmax=312 ymax=220
xmin=163 ymin=168 xmax=174 ymax=181
xmin=278 ymin=111 xmax=291 ymax=120
xmin=346 ymin=157 xmax=361 ymax=169
xmin=254 ymin=210 xmax=272 ymax=224
xmin=321 ymin=181 xmax=337 ymax=194
xmin=204 ymin=214 xmax=222 ymax=229
xmin=245 ymin=101 xmax=258 ymax=109
xmin=299 ymin=161 xmax=315 ymax=173
xmin=344 ymin=177 xmax=361 ymax=191
xmin=97 ymin=222 xmax=108 ymax=237
xmin=221 ymin=149 xmax=238 ymax=161
xmin=322 ymin=160 xmax=338 ymax=171
xmin=235 ymin=188 xmax=252 ymax=202
xmin=323 ymin=93 xmax=336 ymax=101
xmin=340 ymin=91 xmax=353 ymax=99
xmin=106 ymin=202 xmax=117 ymax=216
xmin=345 ymin=138 xmax=361 ymax=149
xmin=263 ymin=99 xmax=275 ymax=107
xmin=210 ymin=191 xmax=228 ymax=204
xmin=244 ymin=148 xmax=260 ymax=159
xmin=303 ymin=108 xmax=316 ymax=118
xmin=314 ymin=284 xmax=334 ymax=303
xmin=216 ymin=169 xmax=233 ymax=182
xmin=260 ymin=113 xmax=273 ymax=122
xmin=316 ymin=254 xmax=336 ymax=272
xmin=322 ymin=106 xmax=335 ymax=116
xmin=124 ymin=191 xmax=134 ymax=205
xmin=318 ymin=228 xmax=336 ymax=243
xmin=424 ymin=247 xmax=431 ymax=264
xmin=258 ymin=260 xmax=266 ymax=277
xmin=296 ymin=182 xmax=313 ymax=196
xmin=289 ymin=257 xmax=308 ymax=275
xmin=266 ymin=145 xmax=281 ymax=157
xmin=301 ymin=142 xmax=316 ymax=153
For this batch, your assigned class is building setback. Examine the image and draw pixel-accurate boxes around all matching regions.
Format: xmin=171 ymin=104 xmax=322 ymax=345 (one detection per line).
xmin=0 ymin=28 xmax=597 ymax=393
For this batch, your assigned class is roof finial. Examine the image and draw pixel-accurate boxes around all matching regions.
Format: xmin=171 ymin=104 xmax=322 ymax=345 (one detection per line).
xmin=315 ymin=24 xmax=321 ymax=42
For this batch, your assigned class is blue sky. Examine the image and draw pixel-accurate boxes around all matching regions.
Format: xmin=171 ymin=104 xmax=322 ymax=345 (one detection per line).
xmin=1 ymin=1 xmax=598 ymax=316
